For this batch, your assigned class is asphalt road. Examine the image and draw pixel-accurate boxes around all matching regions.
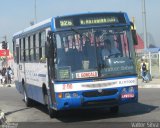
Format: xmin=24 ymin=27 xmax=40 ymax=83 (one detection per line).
xmin=0 ymin=87 xmax=160 ymax=128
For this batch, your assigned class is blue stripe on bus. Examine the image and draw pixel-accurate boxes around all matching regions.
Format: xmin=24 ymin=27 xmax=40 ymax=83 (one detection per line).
xmin=54 ymin=85 xmax=138 ymax=110
xmin=15 ymin=81 xmax=45 ymax=104
xmin=15 ymin=79 xmax=138 ymax=111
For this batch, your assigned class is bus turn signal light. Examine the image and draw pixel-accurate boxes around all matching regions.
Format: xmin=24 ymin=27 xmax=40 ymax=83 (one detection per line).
xmin=58 ymin=93 xmax=63 ymax=98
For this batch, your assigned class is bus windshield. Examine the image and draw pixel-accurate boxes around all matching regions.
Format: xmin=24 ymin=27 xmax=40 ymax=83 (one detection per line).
xmin=55 ymin=27 xmax=136 ymax=80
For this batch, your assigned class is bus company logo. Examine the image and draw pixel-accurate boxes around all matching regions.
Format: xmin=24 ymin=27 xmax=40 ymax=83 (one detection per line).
xmin=98 ymin=89 xmax=103 ymax=93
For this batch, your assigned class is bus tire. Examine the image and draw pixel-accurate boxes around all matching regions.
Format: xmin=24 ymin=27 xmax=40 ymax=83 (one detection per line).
xmin=23 ymin=89 xmax=32 ymax=107
xmin=47 ymin=95 xmax=57 ymax=118
xmin=48 ymin=106 xmax=56 ymax=118
xmin=110 ymin=106 xmax=119 ymax=114
xmin=42 ymin=85 xmax=48 ymax=105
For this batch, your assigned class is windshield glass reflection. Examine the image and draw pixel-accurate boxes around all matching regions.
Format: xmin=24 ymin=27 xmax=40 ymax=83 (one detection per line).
xmin=55 ymin=27 xmax=136 ymax=80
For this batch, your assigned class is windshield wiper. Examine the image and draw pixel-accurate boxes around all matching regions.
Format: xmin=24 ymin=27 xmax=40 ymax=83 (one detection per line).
xmin=70 ymin=27 xmax=90 ymax=41
xmin=71 ymin=28 xmax=82 ymax=37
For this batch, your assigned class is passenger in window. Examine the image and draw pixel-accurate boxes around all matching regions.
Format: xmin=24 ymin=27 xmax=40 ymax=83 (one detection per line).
xmin=64 ymin=39 xmax=69 ymax=52
xmin=102 ymin=39 xmax=121 ymax=60
xmin=82 ymin=39 xmax=97 ymax=69
xmin=95 ymin=32 xmax=103 ymax=66
xmin=82 ymin=41 xmax=91 ymax=60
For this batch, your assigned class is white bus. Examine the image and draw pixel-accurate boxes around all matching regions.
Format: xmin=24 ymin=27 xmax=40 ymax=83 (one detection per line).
xmin=13 ymin=12 xmax=138 ymax=118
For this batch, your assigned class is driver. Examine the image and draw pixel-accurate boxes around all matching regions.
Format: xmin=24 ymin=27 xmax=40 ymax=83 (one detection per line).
xmin=102 ymin=39 xmax=120 ymax=60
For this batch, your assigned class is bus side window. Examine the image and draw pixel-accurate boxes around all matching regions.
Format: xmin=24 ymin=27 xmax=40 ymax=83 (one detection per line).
xmin=39 ymin=32 xmax=42 ymax=61
xmin=25 ymin=37 xmax=29 ymax=62
xmin=30 ymin=35 xmax=34 ymax=61
xmin=16 ymin=46 xmax=20 ymax=64
xmin=33 ymin=34 xmax=36 ymax=61
xmin=20 ymin=39 xmax=22 ymax=62
xmin=28 ymin=36 xmax=31 ymax=61
xmin=39 ymin=31 xmax=46 ymax=63
xmin=23 ymin=38 xmax=26 ymax=62
xmin=36 ymin=33 xmax=39 ymax=62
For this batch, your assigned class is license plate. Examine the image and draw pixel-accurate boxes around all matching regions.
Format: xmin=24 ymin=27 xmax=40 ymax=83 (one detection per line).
xmin=121 ymin=94 xmax=134 ymax=98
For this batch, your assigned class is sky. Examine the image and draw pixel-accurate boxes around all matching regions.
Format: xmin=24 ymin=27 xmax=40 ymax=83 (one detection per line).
xmin=0 ymin=0 xmax=160 ymax=50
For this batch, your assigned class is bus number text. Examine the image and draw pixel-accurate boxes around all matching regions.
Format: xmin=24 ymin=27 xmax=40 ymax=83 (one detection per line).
xmin=63 ymin=84 xmax=73 ymax=90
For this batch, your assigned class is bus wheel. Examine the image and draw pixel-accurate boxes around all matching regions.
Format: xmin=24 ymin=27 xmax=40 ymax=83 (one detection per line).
xmin=23 ymin=90 xmax=32 ymax=107
xmin=110 ymin=106 xmax=119 ymax=114
xmin=47 ymin=95 xmax=57 ymax=118
xmin=48 ymin=106 xmax=56 ymax=118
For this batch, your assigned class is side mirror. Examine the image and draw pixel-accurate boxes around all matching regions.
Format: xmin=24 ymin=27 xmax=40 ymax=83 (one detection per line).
xmin=45 ymin=31 xmax=57 ymax=63
xmin=47 ymin=31 xmax=53 ymax=42
xmin=130 ymin=22 xmax=138 ymax=45
xmin=45 ymin=31 xmax=53 ymax=58
xmin=132 ymin=29 xmax=138 ymax=45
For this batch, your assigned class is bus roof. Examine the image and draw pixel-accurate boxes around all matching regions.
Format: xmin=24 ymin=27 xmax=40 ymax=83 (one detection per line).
xmin=13 ymin=12 xmax=130 ymax=39
xmin=52 ymin=12 xmax=130 ymax=31
xmin=54 ymin=12 xmax=128 ymax=19
xmin=13 ymin=18 xmax=52 ymax=39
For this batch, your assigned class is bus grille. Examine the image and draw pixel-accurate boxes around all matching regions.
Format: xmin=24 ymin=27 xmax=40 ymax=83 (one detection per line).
xmin=82 ymin=89 xmax=118 ymax=97
xmin=83 ymin=99 xmax=118 ymax=107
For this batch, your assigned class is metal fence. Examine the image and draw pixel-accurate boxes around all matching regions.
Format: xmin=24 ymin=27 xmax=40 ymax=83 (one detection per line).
xmin=136 ymin=52 xmax=160 ymax=78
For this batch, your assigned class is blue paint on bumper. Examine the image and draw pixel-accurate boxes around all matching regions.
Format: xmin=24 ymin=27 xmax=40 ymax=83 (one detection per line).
xmin=53 ymin=85 xmax=138 ymax=110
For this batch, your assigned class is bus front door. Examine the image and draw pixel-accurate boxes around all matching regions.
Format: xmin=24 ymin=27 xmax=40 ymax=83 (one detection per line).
xmin=46 ymin=31 xmax=57 ymax=109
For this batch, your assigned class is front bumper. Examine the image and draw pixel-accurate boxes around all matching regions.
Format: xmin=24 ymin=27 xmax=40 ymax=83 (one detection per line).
xmin=53 ymin=86 xmax=138 ymax=110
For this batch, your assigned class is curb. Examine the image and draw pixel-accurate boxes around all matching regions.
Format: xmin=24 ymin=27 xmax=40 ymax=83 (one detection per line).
xmin=0 ymin=84 xmax=15 ymax=88
xmin=138 ymin=84 xmax=160 ymax=88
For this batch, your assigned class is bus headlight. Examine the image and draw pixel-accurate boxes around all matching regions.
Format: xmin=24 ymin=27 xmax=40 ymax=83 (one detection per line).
xmin=121 ymin=88 xmax=127 ymax=94
xmin=73 ymin=93 xmax=78 ymax=97
xmin=64 ymin=93 xmax=71 ymax=98
xmin=58 ymin=93 xmax=63 ymax=98
xmin=128 ymin=87 xmax=134 ymax=93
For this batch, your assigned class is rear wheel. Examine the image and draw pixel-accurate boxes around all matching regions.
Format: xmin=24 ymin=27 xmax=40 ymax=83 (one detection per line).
xmin=110 ymin=106 xmax=119 ymax=114
xmin=23 ymin=89 xmax=32 ymax=107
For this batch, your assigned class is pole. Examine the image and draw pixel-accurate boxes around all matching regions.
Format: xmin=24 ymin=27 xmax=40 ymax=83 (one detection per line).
xmin=4 ymin=36 xmax=6 ymax=42
xmin=149 ymin=52 xmax=152 ymax=76
xmin=142 ymin=0 xmax=148 ymax=50
xmin=3 ymin=36 xmax=8 ymax=68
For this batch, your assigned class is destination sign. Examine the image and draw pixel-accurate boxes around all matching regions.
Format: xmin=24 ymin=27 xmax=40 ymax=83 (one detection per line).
xmin=55 ymin=13 xmax=126 ymax=29
xmin=80 ymin=17 xmax=118 ymax=25
xmin=60 ymin=20 xmax=74 ymax=27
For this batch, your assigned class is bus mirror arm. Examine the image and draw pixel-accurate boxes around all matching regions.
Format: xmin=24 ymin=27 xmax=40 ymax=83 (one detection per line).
xmin=52 ymin=33 xmax=57 ymax=63
xmin=45 ymin=40 xmax=52 ymax=58
xmin=131 ymin=29 xmax=138 ymax=45
xmin=130 ymin=22 xmax=138 ymax=45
